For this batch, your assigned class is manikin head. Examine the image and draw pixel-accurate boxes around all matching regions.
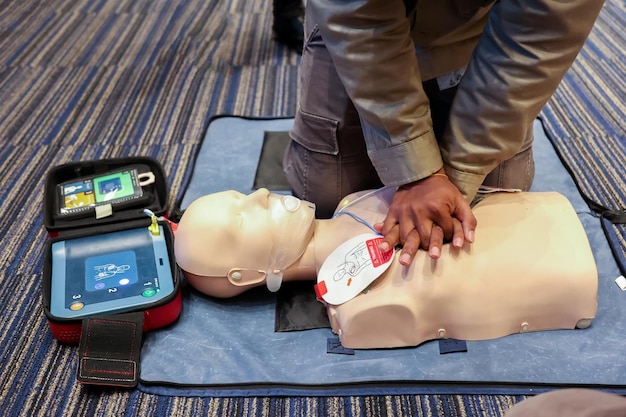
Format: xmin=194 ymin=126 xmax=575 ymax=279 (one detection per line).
xmin=174 ymin=188 xmax=316 ymax=296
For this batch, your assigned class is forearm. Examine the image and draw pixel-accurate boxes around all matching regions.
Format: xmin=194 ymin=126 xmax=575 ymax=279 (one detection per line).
xmin=308 ymin=0 xmax=443 ymax=186
xmin=443 ymin=0 xmax=605 ymax=201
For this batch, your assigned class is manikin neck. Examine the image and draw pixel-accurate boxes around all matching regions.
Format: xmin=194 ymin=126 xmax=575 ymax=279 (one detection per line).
xmin=281 ymin=216 xmax=377 ymax=282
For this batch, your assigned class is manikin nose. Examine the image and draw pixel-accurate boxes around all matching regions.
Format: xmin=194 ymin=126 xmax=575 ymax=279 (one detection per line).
xmin=246 ymin=188 xmax=270 ymax=205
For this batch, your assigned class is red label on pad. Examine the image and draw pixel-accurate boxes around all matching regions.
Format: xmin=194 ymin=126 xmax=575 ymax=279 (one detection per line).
xmin=366 ymin=237 xmax=392 ymax=267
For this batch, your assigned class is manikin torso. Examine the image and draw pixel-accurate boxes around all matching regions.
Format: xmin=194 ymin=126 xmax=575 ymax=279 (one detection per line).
xmin=314 ymin=188 xmax=597 ymax=348
xmin=176 ymin=188 xmax=598 ymax=349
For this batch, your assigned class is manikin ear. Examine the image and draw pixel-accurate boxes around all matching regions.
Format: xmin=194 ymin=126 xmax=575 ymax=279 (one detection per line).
xmin=227 ymin=268 xmax=267 ymax=287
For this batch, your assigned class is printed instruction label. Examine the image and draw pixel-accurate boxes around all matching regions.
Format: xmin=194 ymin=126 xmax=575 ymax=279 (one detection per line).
xmin=316 ymin=233 xmax=394 ymax=305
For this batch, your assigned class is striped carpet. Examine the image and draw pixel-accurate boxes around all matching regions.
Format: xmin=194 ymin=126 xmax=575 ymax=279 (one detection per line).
xmin=0 ymin=0 xmax=620 ymax=416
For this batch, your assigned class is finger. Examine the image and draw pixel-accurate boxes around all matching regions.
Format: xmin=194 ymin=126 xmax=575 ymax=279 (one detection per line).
xmin=464 ymin=223 xmax=476 ymax=243
xmin=378 ymin=213 xmax=400 ymax=252
xmin=428 ymin=224 xmax=444 ymax=259
xmin=453 ymin=199 xmax=478 ymax=243
xmin=380 ymin=223 xmax=400 ymax=253
xmin=415 ymin=219 xmax=434 ymax=250
xmin=391 ymin=205 xmax=416 ymax=244
xmin=431 ymin=213 xmax=454 ymax=241
xmin=451 ymin=218 xmax=464 ymax=248
xmin=380 ymin=213 xmax=398 ymax=236
xmin=398 ymin=229 xmax=421 ymax=266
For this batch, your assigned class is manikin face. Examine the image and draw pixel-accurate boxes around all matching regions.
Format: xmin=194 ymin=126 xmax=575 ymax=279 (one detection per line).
xmin=174 ymin=188 xmax=315 ymax=280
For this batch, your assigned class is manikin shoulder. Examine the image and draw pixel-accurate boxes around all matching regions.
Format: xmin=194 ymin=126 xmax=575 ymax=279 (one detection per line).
xmin=333 ymin=187 xmax=395 ymax=221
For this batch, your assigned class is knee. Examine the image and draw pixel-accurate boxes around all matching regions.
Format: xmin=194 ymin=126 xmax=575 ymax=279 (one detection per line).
xmin=482 ymin=146 xmax=535 ymax=191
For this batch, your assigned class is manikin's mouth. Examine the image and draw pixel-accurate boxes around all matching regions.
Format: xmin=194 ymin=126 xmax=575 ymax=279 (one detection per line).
xmin=281 ymin=195 xmax=301 ymax=212
xmin=280 ymin=195 xmax=315 ymax=213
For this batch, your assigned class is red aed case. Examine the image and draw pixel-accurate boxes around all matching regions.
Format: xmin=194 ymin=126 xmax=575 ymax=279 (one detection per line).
xmin=42 ymin=157 xmax=182 ymax=388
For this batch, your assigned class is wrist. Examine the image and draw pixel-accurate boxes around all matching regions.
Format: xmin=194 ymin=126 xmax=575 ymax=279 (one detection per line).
xmin=429 ymin=167 xmax=448 ymax=180
xmin=398 ymin=168 xmax=449 ymax=190
xmin=430 ymin=172 xmax=448 ymax=179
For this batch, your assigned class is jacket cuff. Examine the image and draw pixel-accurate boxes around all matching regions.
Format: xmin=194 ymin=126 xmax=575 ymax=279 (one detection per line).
xmin=445 ymin=165 xmax=486 ymax=203
xmin=369 ymin=130 xmax=443 ymax=187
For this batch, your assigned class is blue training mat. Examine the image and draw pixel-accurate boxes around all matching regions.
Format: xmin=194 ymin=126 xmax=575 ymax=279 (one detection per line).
xmin=180 ymin=116 xmax=294 ymax=208
xmin=139 ymin=118 xmax=625 ymax=396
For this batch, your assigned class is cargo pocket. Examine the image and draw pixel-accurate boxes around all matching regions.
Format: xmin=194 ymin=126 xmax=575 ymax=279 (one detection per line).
xmin=290 ymin=109 xmax=339 ymax=155
xmin=284 ymin=109 xmax=343 ymax=217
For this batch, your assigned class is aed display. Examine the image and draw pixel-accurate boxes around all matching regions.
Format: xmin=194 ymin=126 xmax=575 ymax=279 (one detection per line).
xmin=57 ymin=169 xmax=144 ymax=216
xmin=50 ymin=226 xmax=174 ymax=319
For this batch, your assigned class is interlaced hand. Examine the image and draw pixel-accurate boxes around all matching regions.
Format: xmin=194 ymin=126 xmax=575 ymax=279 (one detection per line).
xmin=376 ymin=172 xmax=477 ymax=265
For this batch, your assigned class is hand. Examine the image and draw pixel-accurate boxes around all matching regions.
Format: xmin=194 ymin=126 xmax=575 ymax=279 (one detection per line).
xmin=377 ymin=172 xmax=477 ymax=265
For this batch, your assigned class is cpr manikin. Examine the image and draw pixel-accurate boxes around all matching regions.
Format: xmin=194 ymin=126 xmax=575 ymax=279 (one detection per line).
xmin=174 ymin=187 xmax=598 ymax=349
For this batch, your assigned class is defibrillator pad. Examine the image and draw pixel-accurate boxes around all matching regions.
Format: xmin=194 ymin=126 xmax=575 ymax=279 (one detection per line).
xmin=50 ymin=226 xmax=174 ymax=319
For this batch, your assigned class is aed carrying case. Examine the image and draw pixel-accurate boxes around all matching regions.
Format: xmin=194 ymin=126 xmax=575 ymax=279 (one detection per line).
xmin=42 ymin=156 xmax=182 ymax=388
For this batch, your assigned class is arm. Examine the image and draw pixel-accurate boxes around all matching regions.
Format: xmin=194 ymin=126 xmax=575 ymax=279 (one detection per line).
xmin=443 ymin=0 xmax=605 ymax=201
xmin=307 ymin=0 xmax=443 ymax=184
xmin=310 ymin=0 xmax=604 ymax=264
xmin=308 ymin=0 xmax=475 ymax=262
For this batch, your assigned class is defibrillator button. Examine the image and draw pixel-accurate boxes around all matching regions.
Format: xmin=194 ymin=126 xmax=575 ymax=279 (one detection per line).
xmin=142 ymin=289 xmax=157 ymax=297
xmin=70 ymin=302 xmax=84 ymax=311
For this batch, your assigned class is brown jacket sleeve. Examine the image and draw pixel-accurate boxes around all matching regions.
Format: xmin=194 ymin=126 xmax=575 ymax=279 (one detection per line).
xmin=307 ymin=0 xmax=443 ymax=188
xmin=443 ymin=0 xmax=605 ymax=200
xmin=307 ymin=0 xmax=605 ymax=201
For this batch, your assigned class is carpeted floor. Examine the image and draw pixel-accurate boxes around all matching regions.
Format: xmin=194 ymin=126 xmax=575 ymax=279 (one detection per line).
xmin=0 ymin=0 xmax=622 ymax=416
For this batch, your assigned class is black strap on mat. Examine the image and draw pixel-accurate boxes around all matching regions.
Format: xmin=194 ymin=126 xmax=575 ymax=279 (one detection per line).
xmin=77 ymin=311 xmax=144 ymax=388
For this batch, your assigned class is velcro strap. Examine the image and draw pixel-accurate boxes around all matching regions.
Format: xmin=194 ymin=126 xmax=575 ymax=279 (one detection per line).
xmin=603 ymin=209 xmax=626 ymax=224
xmin=77 ymin=311 xmax=144 ymax=388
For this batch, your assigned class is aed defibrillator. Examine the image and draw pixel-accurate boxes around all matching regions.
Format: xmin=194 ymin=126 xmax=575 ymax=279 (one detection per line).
xmin=42 ymin=157 xmax=182 ymax=388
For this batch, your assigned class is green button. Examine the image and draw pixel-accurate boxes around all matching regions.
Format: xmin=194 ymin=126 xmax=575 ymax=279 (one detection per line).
xmin=142 ymin=288 xmax=157 ymax=297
